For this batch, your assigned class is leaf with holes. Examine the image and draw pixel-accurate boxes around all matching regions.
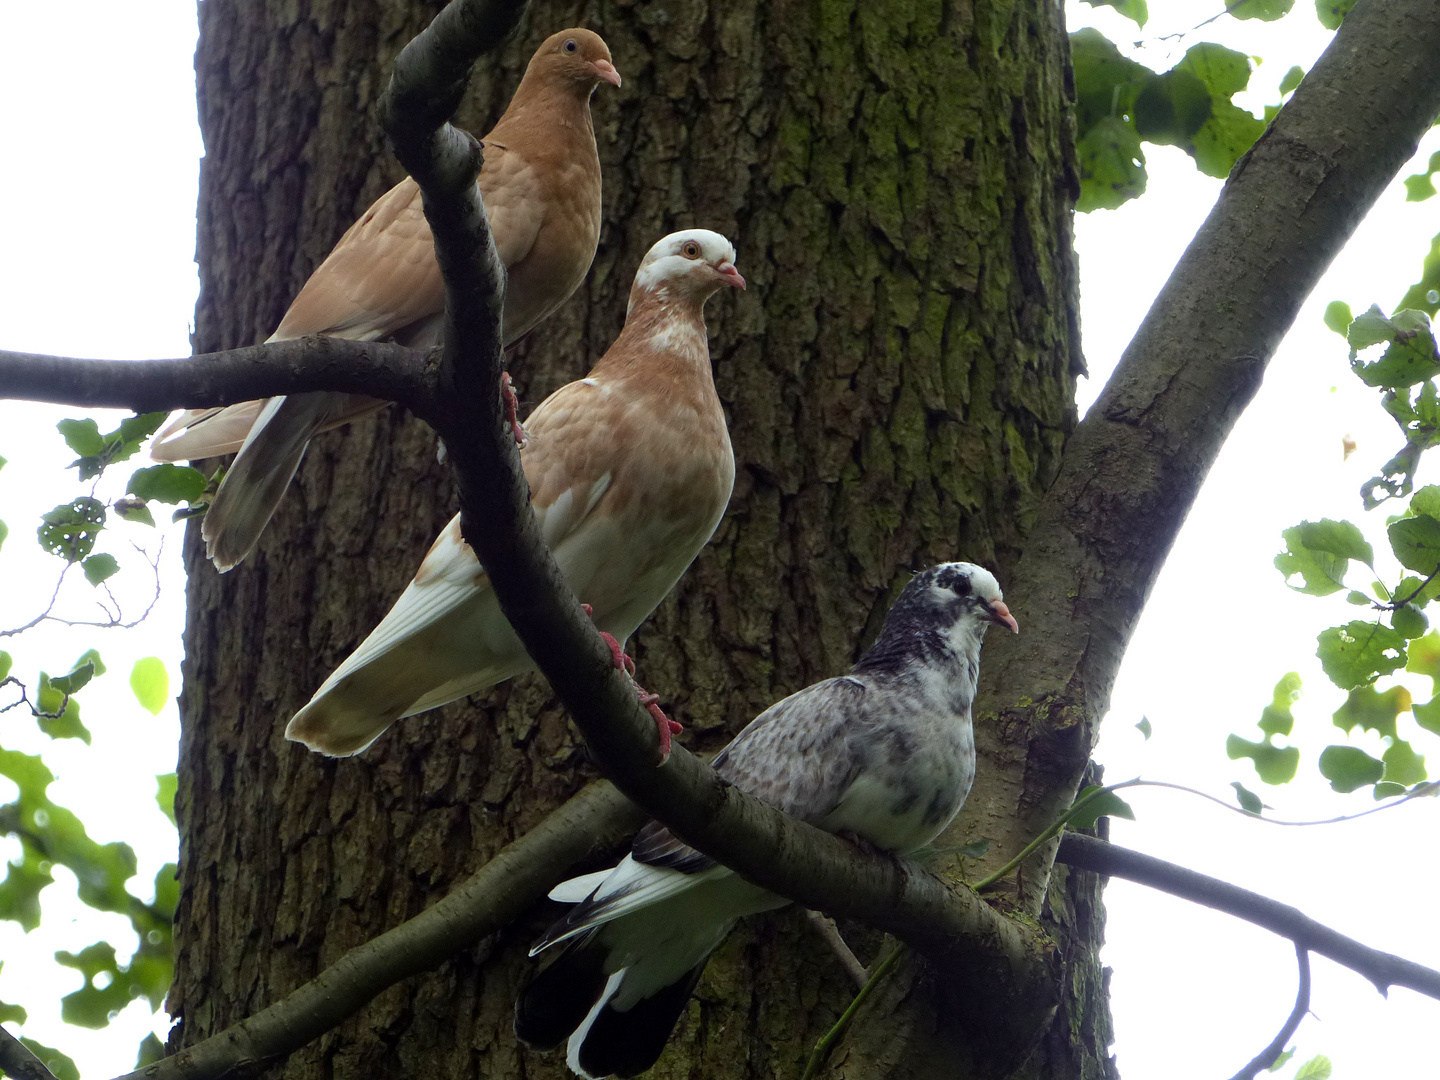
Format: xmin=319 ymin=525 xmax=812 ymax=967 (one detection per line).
xmin=37 ymin=497 xmax=106 ymax=561
xmin=1316 ymin=622 xmax=1406 ymax=689
xmin=1389 ymin=514 xmax=1440 ymax=574
xmin=1275 ymin=519 xmax=1371 ymax=595
xmin=1332 ymin=684 xmax=1412 ymax=739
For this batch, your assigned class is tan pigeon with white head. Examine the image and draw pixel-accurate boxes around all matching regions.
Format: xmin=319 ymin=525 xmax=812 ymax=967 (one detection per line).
xmin=285 ymin=229 xmax=744 ymax=757
xmin=151 ymin=28 xmax=621 ymax=571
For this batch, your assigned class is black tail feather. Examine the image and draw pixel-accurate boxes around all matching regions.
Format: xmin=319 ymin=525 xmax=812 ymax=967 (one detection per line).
xmin=515 ymin=933 xmax=609 ymax=1050
xmin=574 ymin=962 xmax=708 ymax=1079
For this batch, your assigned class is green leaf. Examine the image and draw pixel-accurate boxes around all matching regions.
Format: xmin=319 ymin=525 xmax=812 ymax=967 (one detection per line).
xmin=74 ymin=648 xmax=106 ymax=678
xmin=1414 ymin=696 xmax=1440 ymax=736
xmin=112 ymin=497 xmax=156 ymax=527
xmin=1412 ymin=484 xmax=1440 ymax=520
xmin=82 ymin=553 xmax=120 ymax=587
xmin=1389 ymin=514 xmax=1440 ymax=574
xmin=1399 ymin=231 xmax=1440 ymax=317
xmin=56 ymin=418 xmax=104 ymax=458
xmin=1318 ymin=745 xmax=1385 ymax=792
xmin=155 ymin=773 xmax=177 ymax=826
xmin=1259 ymin=672 xmax=1302 ymax=737
xmin=1133 ymin=69 xmax=1212 ymax=146
xmin=1350 ymin=308 xmax=1440 ymax=388
xmin=1314 ymin=0 xmax=1355 ymax=28
xmin=35 ymin=673 xmax=90 ymax=743
xmin=0 ymin=652 xmax=11 ymax=681
xmin=1076 ymin=116 xmax=1147 ymax=212
xmin=1081 ymin=0 xmax=1148 ymax=26
xmin=1382 ymin=739 xmax=1427 ymax=786
xmin=1322 ymin=300 xmax=1352 ymax=336
xmin=1172 ymin=43 xmax=1266 ymax=178
xmin=130 ymin=657 xmax=169 ymax=715
xmin=954 ymin=838 xmax=991 ymax=859
xmin=1374 ymin=780 xmax=1408 ymax=799
xmin=1275 ymin=519 xmax=1372 ymax=595
xmin=36 ymin=497 xmax=107 ymax=562
xmin=1227 ymin=734 xmax=1300 ymax=784
xmin=1393 ymin=603 xmax=1430 ymax=638
xmin=48 ymin=660 xmax=95 ymax=696
xmin=1278 ymin=66 xmax=1305 ymax=96
xmin=1265 ymin=1046 xmax=1295 ymax=1071
xmin=0 ymin=519 xmax=7 ymax=553
xmin=1231 ymin=781 xmax=1264 ymax=814
xmin=1316 ymin=621 xmax=1407 ymax=689
xmin=1135 ymin=716 xmax=1152 ymax=739
xmin=1332 ymin=684 xmax=1412 ymax=739
xmin=18 ymin=1038 xmax=79 ymax=1080
xmin=127 ymin=464 xmax=207 ymax=505
xmin=1293 ymin=1053 xmax=1332 ymax=1080
xmin=1229 ymin=0 xmax=1294 ymax=19
xmin=1067 ymin=785 xmax=1136 ymax=830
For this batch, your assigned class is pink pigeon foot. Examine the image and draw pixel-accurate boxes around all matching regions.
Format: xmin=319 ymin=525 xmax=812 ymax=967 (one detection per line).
xmin=501 ymin=371 xmax=528 ymax=448
xmin=582 ymin=604 xmax=682 ymax=762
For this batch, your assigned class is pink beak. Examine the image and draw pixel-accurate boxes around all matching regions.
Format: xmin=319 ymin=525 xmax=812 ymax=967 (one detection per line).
xmin=593 ymin=60 xmax=622 ymax=87
xmin=716 ymin=262 xmax=746 ymax=290
xmin=986 ymin=600 xmax=1020 ymax=634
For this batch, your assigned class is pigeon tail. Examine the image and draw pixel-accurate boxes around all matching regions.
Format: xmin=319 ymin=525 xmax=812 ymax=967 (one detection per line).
xmin=202 ymin=393 xmax=342 ymax=571
xmin=514 ymin=933 xmax=707 ymax=1080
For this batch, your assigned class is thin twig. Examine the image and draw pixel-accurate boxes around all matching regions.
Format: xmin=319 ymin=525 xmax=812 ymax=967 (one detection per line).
xmin=1227 ymin=945 xmax=1311 ymax=1080
xmin=1057 ymin=835 xmax=1440 ymax=999
xmin=803 ymin=911 xmax=870 ymax=990
xmin=1133 ymin=777 xmax=1439 ymax=827
xmin=799 ymin=944 xmax=906 ymax=1080
xmin=0 ymin=1025 xmax=61 ymax=1080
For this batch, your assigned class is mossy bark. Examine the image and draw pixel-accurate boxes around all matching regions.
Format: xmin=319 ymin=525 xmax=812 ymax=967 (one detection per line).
xmin=175 ymin=0 xmax=1100 ymax=1076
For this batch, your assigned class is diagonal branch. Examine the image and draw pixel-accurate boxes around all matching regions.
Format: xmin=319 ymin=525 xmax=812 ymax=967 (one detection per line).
xmin=0 ymin=338 xmax=431 ymax=415
xmin=964 ymin=0 xmax=1440 ymax=914
xmin=101 ymin=783 xmax=644 ymax=1080
xmin=0 ymin=1026 xmax=60 ymax=1080
xmin=1057 ymin=834 xmax=1440 ymax=999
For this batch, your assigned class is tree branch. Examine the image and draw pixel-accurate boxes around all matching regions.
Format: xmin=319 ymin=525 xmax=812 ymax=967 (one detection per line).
xmin=103 ymin=783 xmax=644 ymax=1080
xmin=965 ymin=0 xmax=1440 ymax=914
xmin=0 ymin=338 xmax=431 ymax=415
xmin=1057 ymin=834 xmax=1440 ymax=999
xmin=0 ymin=1026 xmax=60 ymax=1080
xmin=1228 ymin=945 xmax=1310 ymax=1080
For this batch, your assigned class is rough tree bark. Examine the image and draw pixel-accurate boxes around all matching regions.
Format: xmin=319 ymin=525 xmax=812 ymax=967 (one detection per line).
xmin=173 ymin=1 xmax=1096 ymax=1078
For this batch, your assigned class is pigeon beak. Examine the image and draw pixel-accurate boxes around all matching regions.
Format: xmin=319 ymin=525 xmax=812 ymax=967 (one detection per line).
xmin=716 ymin=262 xmax=746 ymax=290
xmin=593 ymin=60 xmax=623 ymax=87
xmin=985 ymin=600 xmax=1020 ymax=634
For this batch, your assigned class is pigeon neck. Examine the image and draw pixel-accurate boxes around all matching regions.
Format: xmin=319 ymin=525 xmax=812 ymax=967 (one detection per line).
xmin=610 ymin=285 xmax=709 ymax=359
xmin=490 ymin=80 xmax=597 ymax=146
xmin=853 ymin=610 xmax=986 ymax=703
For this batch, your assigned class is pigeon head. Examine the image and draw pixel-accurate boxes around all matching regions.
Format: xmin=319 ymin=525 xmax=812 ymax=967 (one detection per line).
xmin=855 ymin=562 xmax=1018 ymax=676
xmin=632 ymin=230 xmax=746 ymax=308
xmin=526 ymin=28 xmax=622 ymax=95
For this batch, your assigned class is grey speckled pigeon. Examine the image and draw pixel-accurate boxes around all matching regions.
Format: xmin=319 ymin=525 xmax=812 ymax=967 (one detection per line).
xmin=514 ymin=561 xmax=1019 ymax=1079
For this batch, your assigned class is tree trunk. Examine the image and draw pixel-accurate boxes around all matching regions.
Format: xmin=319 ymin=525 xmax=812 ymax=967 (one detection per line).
xmin=173 ymin=0 xmax=1099 ymax=1076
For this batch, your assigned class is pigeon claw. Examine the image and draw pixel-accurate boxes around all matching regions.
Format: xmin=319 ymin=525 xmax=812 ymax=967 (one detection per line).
xmin=597 ymin=630 xmax=636 ymax=676
xmin=637 ymin=689 xmax=683 ymax=763
xmin=501 ymin=371 xmax=528 ymax=449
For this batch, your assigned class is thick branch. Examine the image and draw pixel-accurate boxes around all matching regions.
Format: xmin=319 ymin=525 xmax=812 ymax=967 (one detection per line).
xmin=967 ymin=0 xmax=1440 ymax=912
xmin=105 ymin=783 xmax=643 ymax=1080
xmin=0 ymin=1027 xmax=59 ymax=1080
xmin=0 ymin=339 xmax=430 ymax=415
xmin=1058 ymin=835 xmax=1440 ymax=999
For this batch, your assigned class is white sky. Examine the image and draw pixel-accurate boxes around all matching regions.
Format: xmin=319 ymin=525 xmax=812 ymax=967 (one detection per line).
xmin=0 ymin=1 xmax=1437 ymax=1077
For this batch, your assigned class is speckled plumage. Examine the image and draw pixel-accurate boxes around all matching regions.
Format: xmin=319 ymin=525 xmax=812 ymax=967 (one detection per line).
xmin=284 ymin=230 xmax=743 ymax=757
xmin=515 ymin=562 xmax=1018 ymax=1079
xmin=151 ymin=29 xmax=621 ymax=571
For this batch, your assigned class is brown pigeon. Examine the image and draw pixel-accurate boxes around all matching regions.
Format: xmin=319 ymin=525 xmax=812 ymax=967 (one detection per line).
xmin=151 ymin=28 xmax=621 ymax=571
xmin=285 ymin=230 xmax=744 ymax=757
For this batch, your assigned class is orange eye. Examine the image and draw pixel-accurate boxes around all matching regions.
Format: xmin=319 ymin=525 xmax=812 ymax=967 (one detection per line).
xmin=682 ymin=241 xmax=700 ymax=258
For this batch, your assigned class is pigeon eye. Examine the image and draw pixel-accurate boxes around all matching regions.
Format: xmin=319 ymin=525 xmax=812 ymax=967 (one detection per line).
xmin=938 ymin=570 xmax=971 ymax=597
xmin=564 ymin=39 xmax=579 ymax=53
xmin=682 ymin=241 xmax=700 ymax=258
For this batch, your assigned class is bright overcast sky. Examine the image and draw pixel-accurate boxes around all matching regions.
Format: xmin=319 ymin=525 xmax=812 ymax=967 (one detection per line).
xmin=1 ymin=1 xmax=1438 ymax=1077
